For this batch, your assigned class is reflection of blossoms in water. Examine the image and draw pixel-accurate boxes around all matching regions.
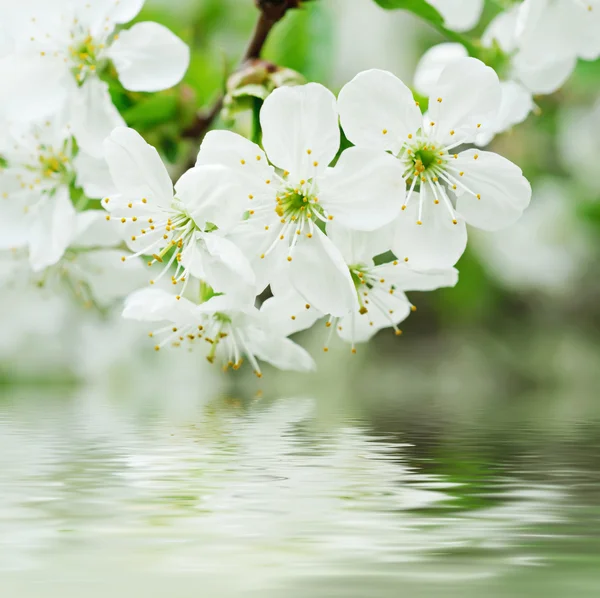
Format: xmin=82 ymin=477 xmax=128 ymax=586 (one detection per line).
xmin=0 ymin=396 xmax=568 ymax=591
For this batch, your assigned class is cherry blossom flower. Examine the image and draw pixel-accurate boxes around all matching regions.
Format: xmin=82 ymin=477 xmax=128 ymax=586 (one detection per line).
xmin=262 ymin=225 xmax=458 ymax=353
xmin=0 ymin=117 xmax=109 ymax=271
xmin=102 ymin=127 xmax=255 ymax=298
xmin=0 ymin=0 xmax=189 ymax=155
xmin=426 ymin=0 xmax=484 ymax=32
xmin=338 ymin=60 xmax=532 ymax=270
xmin=197 ymin=83 xmax=405 ymax=316
xmin=413 ymin=42 xmax=534 ymax=145
xmin=122 ymin=288 xmax=316 ymax=376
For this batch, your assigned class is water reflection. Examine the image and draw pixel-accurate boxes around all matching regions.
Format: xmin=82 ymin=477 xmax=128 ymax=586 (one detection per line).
xmin=1 ymin=392 xmax=589 ymax=596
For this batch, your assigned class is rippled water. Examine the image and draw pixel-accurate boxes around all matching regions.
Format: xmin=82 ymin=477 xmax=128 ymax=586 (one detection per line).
xmin=1 ymin=389 xmax=599 ymax=597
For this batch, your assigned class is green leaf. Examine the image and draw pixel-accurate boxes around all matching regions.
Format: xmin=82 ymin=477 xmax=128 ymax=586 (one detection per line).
xmin=371 ymin=0 xmax=444 ymax=26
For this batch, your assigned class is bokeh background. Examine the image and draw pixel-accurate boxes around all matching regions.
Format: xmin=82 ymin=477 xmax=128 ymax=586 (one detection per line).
xmin=1 ymin=1 xmax=600 ymax=596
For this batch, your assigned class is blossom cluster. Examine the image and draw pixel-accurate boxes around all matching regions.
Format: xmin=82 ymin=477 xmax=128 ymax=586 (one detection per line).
xmin=5 ymin=0 xmax=582 ymax=379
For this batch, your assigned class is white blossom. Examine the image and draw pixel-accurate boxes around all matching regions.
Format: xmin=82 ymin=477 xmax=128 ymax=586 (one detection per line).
xmin=197 ymin=83 xmax=405 ymax=316
xmin=426 ymin=0 xmax=484 ymax=32
xmin=338 ymin=60 xmax=532 ymax=270
xmin=0 ymin=117 xmax=109 ymax=271
xmin=123 ymin=287 xmax=316 ymax=376
xmin=102 ymin=127 xmax=255 ymax=299
xmin=414 ymin=43 xmax=534 ymax=144
xmin=0 ymin=0 xmax=189 ymax=155
xmin=262 ymin=224 xmax=458 ymax=352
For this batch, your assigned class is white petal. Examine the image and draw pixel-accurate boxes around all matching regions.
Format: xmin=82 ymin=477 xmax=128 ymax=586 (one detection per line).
xmin=123 ymin=288 xmax=197 ymax=324
xmin=338 ymin=69 xmax=421 ymax=154
xmin=427 ymin=57 xmax=501 ymax=145
xmin=196 ymin=130 xmax=275 ymax=201
xmin=287 ymin=227 xmax=357 ymax=317
xmin=0 ymin=196 xmax=30 ymax=250
xmin=200 ymin=234 xmax=256 ymax=297
xmin=0 ymin=55 xmax=71 ymax=122
xmin=72 ymin=210 xmax=122 ymax=248
xmin=28 ymin=188 xmax=77 ymax=271
xmin=74 ymin=150 xmax=117 ymax=199
xmin=373 ymin=262 xmax=459 ymax=292
xmin=326 ymin=222 xmax=396 ymax=265
xmin=260 ymin=289 xmax=321 ymax=337
xmin=392 ymin=192 xmax=468 ymax=269
xmin=74 ymin=248 xmax=148 ymax=307
xmin=110 ymin=0 xmax=145 ymax=22
xmin=107 ymin=22 xmax=190 ymax=92
xmin=513 ymin=52 xmax=576 ymax=95
xmin=249 ymin=328 xmax=316 ymax=372
xmin=338 ymin=295 xmax=411 ymax=344
xmin=482 ymin=5 xmax=520 ymax=53
xmin=476 ymin=81 xmax=533 ymax=145
xmin=427 ymin=0 xmax=483 ymax=32
xmin=413 ymin=43 xmax=468 ymax=97
xmin=319 ymin=147 xmax=404 ymax=231
xmin=260 ymin=83 xmax=340 ymax=180
xmin=103 ymin=127 xmax=173 ymax=207
xmin=453 ymin=149 xmax=532 ymax=231
xmin=174 ymin=165 xmax=246 ymax=232
xmin=70 ymin=78 xmax=125 ymax=159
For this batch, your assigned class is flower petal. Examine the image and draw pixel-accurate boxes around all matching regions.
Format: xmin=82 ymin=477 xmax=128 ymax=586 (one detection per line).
xmin=72 ymin=210 xmax=122 ymax=248
xmin=319 ymin=147 xmax=404 ymax=231
xmin=392 ymin=192 xmax=468 ymax=269
xmin=260 ymin=83 xmax=340 ymax=180
xmin=475 ymin=81 xmax=534 ymax=145
xmin=413 ymin=43 xmax=468 ymax=97
xmin=453 ymin=149 xmax=532 ymax=231
xmin=513 ymin=52 xmax=576 ymax=95
xmin=326 ymin=222 xmax=396 ymax=265
xmin=260 ymin=289 xmax=322 ymax=337
xmin=196 ymin=130 xmax=275 ymax=201
xmin=0 ymin=55 xmax=71 ymax=122
xmin=74 ymin=150 xmax=117 ymax=199
xmin=110 ymin=0 xmax=145 ymax=22
xmin=70 ymin=78 xmax=125 ymax=159
xmin=28 ymin=188 xmax=77 ymax=272
xmin=373 ymin=262 xmax=459 ymax=292
xmin=426 ymin=0 xmax=483 ymax=32
xmin=174 ymin=164 xmax=246 ymax=232
xmin=200 ymin=233 xmax=256 ymax=297
xmin=427 ymin=57 xmax=501 ymax=146
xmin=123 ymin=288 xmax=197 ymax=324
xmin=107 ymin=22 xmax=190 ymax=92
xmin=338 ymin=69 xmax=421 ymax=154
xmin=103 ymin=127 xmax=174 ymax=207
xmin=249 ymin=328 xmax=316 ymax=372
xmin=288 ymin=228 xmax=357 ymax=317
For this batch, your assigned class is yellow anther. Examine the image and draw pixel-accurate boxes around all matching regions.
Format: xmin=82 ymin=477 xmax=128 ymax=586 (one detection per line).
xmin=240 ymin=159 xmax=246 ymax=165
xmin=416 ymin=220 xmax=422 ymax=225
xmin=437 ymin=97 xmax=442 ymax=103
xmin=248 ymin=194 xmax=253 ymax=199
xmin=473 ymin=154 xmax=479 ymax=160
xmin=256 ymin=155 xmax=261 ymax=161
xmin=382 ymin=129 xmax=388 ymax=135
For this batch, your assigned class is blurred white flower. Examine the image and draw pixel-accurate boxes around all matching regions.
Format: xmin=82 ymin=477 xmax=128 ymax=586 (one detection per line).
xmin=473 ymin=178 xmax=592 ymax=294
xmin=338 ymin=60 xmax=532 ymax=271
xmin=426 ymin=0 xmax=484 ymax=32
xmin=414 ymin=43 xmax=534 ymax=145
xmin=123 ymin=287 xmax=316 ymax=375
xmin=558 ymin=96 xmax=600 ymax=195
xmin=197 ymin=83 xmax=405 ymax=317
xmin=0 ymin=0 xmax=189 ymax=155
xmin=0 ymin=118 xmax=110 ymax=271
xmin=515 ymin=0 xmax=600 ymax=79
xmin=103 ymin=127 xmax=255 ymax=298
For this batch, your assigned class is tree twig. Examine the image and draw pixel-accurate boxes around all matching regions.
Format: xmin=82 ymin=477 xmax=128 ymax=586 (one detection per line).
xmin=183 ymin=0 xmax=299 ymax=141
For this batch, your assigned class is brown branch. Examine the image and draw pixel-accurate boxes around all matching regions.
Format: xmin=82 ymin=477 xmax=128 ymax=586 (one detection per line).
xmin=183 ymin=0 xmax=299 ymax=142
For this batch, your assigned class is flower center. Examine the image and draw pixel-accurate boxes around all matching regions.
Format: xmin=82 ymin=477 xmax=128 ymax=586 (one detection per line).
xmin=68 ymin=34 xmax=106 ymax=83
